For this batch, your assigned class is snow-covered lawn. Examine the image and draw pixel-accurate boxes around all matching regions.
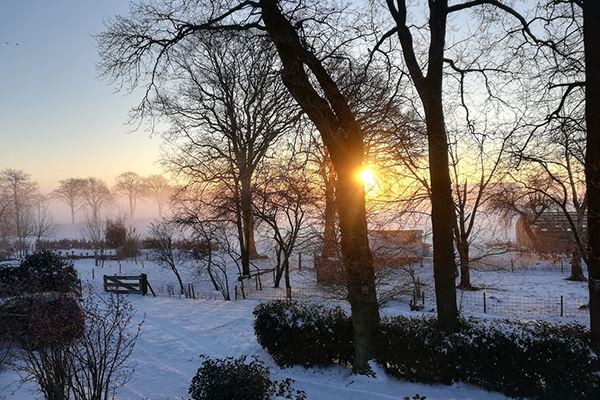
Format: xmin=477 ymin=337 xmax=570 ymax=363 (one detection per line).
xmin=0 ymin=253 xmax=592 ymax=399
xmin=1 ymin=296 xmax=511 ymax=400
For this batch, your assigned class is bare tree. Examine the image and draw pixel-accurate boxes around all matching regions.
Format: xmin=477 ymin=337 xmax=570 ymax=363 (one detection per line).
xmin=31 ymin=196 xmax=58 ymax=248
xmin=147 ymin=220 xmax=186 ymax=295
xmin=144 ymin=175 xmax=172 ymax=217
xmin=156 ymin=32 xmax=300 ymax=276
xmin=98 ymin=0 xmax=385 ymax=372
xmin=53 ymin=178 xmax=86 ymax=224
xmin=0 ymin=169 xmax=39 ymax=257
xmin=81 ymin=178 xmax=112 ymax=225
xmin=448 ymin=127 xmax=513 ymax=290
xmin=114 ymin=172 xmax=146 ymax=220
xmin=171 ymin=199 xmax=235 ymax=301
xmin=83 ymin=214 xmax=105 ymax=267
xmin=68 ymin=291 xmax=142 ymax=400
xmin=184 ymin=219 xmax=232 ymax=301
xmin=253 ymin=159 xmax=316 ymax=292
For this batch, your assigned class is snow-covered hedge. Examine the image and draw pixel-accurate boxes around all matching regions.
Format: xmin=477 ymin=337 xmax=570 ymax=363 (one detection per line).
xmin=253 ymin=300 xmax=353 ymax=367
xmin=379 ymin=316 xmax=600 ymax=400
xmin=253 ymin=301 xmax=600 ymax=400
xmin=0 ymin=250 xmax=78 ymax=296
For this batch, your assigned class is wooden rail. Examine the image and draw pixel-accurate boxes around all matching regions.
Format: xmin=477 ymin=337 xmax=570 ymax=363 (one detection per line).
xmin=103 ymin=274 xmax=155 ymax=296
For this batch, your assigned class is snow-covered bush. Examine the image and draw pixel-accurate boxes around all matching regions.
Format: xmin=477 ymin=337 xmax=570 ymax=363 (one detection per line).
xmin=188 ymin=356 xmax=305 ymax=400
xmin=19 ymin=250 xmax=78 ymax=294
xmin=254 ymin=301 xmax=600 ymax=400
xmin=253 ymin=300 xmax=353 ymax=367
xmin=379 ymin=317 xmax=600 ymax=400
xmin=0 ymin=263 xmax=21 ymax=296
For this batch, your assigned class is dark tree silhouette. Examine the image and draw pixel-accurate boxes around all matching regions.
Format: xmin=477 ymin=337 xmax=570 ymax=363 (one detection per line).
xmin=98 ymin=0 xmax=381 ymax=372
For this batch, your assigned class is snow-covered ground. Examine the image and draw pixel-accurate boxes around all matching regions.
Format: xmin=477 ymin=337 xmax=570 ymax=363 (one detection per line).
xmin=0 ymin=253 xmax=591 ymax=399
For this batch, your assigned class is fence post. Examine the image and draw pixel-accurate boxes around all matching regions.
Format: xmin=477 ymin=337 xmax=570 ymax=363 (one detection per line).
xmin=560 ymin=295 xmax=564 ymax=317
xmin=140 ymin=273 xmax=148 ymax=296
xmin=483 ymin=292 xmax=487 ymax=314
xmin=298 ymin=252 xmax=302 ymax=270
xmin=119 ymin=262 xmax=122 ymax=274
xmin=511 ymin=259 xmax=514 ymax=272
xmin=92 ymin=268 xmax=95 ymax=280
xmin=561 ymin=260 xmax=564 ymax=274
xmin=421 ymin=290 xmax=425 ymax=306
xmin=235 ymin=285 xmax=238 ymax=300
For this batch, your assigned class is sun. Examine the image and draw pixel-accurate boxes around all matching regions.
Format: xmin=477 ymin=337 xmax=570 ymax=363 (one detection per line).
xmin=358 ymin=166 xmax=376 ymax=190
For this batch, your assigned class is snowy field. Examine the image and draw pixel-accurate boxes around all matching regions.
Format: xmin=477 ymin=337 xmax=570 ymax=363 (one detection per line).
xmin=0 ymin=253 xmax=591 ymax=399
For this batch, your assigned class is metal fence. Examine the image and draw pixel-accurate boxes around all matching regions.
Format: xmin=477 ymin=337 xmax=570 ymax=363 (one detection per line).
xmin=119 ymin=277 xmax=590 ymax=320
xmin=416 ymin=289 xmax=588 ymax=319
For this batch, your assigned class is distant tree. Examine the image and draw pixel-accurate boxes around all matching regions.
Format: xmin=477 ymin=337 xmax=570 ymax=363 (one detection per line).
xmin=144 ymin=175 xmax=172 ymax=216
xmin=83 ymin=214 xmax=105 ymax=267
xmin=0 ymin=169 xmax=39 ymax=256
xmin=147 ymin=220 xmax=185 ymax=295
xmin=31 ymin=197 xmax=58 ymax=248
xmin=253 ymin=160 xmax=316 ymax=292
xmin=156 ymin=32 xmax=300 ymax=276
xmin=81 ymin=178 xmax=112 ymax=224
xmin=114 ymin=172 xmax=146 ymax=219
xmin=53 ymin=178 xmax=86 ymax=224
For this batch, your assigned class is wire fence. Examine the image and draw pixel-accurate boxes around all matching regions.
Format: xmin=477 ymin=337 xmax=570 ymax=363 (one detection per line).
xmin=419 ymin=289 xmax=588 ymax=319
xmin=142 ymin=277 xmax=589 ymax=320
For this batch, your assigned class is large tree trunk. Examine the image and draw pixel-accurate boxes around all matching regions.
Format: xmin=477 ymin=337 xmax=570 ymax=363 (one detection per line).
xmin=390 ymin=0 xmax=458 ymax=331
xmin=568 ymin=246 xmax=586 ymax=281
xmin=259 ymin=0 xmax=380 ymax=372
xmin=240 ymin=174 xmax=259 ymax=261
xmin=334 ymin=155 xmax=380 ymax=372
xmin=321 ymin=160 xmax=337 ymax=259
xmin=584 ymin=1 xmax=600 ymax=342
xmin=233 ymin=182 xmax=250 ymax=276
xmin=423 ymin=98 xmax=459 ymax=330
xmin=457 ymin=238 xmax=472 ymax=290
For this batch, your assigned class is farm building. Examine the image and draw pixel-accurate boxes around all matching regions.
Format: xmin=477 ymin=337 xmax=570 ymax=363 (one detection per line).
xmin=516 ymin=212 xmax=585 ymax=254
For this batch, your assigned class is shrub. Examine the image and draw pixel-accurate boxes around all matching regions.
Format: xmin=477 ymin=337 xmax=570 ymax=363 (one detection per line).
xmin=378 ymin=316 xmax=600 ymax=400
xmin=105 ymin=219 xmax=140 ymax=259
xmin=188 ymin=356 xmax=305 ymax=400
xmin=19 ymin=250 xmax=78 ymax=293
xmin=253 ymin=301 xmax=600 ymax=400
xmin=253 ymin=300 xmax=353 ymax=367
xmin=0 ymin=295 xmax=84 ymax=350
xmin=0 ymin=263 xmax=22 ymax=295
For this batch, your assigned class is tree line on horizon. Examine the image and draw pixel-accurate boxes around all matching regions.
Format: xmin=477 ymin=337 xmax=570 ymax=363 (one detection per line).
xmin=0 ymin=170 xmax=174 ymax=254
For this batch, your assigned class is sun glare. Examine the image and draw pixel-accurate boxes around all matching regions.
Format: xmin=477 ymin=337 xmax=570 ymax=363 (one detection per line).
xmin=358 ymin=166 xmax=376 ymax=190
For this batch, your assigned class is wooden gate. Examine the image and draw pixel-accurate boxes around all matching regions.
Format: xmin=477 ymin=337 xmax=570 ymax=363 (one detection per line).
xmin=103 ymin=274 xmax=155 ymax=296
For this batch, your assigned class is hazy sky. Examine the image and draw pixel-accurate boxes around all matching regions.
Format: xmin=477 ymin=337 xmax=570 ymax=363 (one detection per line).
xmin=0 ymin=0 xmax=163 ymax=193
